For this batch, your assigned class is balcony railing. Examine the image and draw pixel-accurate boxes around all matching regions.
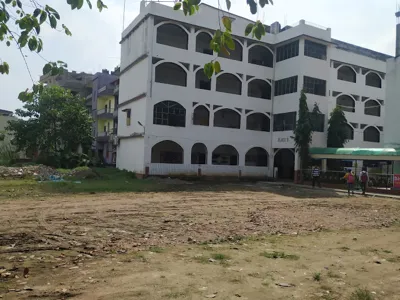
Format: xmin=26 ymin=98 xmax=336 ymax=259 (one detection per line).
xmin=96 ymin=131 xmax=114 ymax=142
xmin=97 ymin=108 xmax=114 ymax=119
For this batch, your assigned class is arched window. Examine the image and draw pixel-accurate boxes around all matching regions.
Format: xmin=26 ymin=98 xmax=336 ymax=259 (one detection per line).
xmin=156 ymin=23 xmax=188 ymax=49
xmin=218 ymin=40 xmax=243 ymax=61
xmin=364 ymin=100 xmax=381 ymax=117
xmin=248 ymin=79 xmax=271 ymax=99
xmin=344 ymin=124 xmax=354 ymax=140
xmin=248 ymin=45 xmax=273 ymax=67
xmin=212 ymin=145 xmax=238 ymax=165
xmin=366 ymin=72 xmax=382 ymax=88
xmin=214 ymin=109 xmax=240 ymax=129
xmin=245 ymin=147 xmax=268 ymax=167
xmin=151 ymin=140 xmax=183 ymax=164
xmin=337 ymin=66 xmax=356 ymax=83
xmin=191 ymin=143 xmax=207 ymax=164
xmin=216 ymin=73 xmax=242 ymax=95
xmin=193 ymin=105 xmax=210 ymax=126
xmin=337 ymin=95 xmax=355 ymax=113
xmin=153 ymin=101 xmax=186 ymax=127
xmin=364 ymin=127 xmax=380 ymax=143
xmin=155 ymin=63 xmax=187 ymax=87
xmin=246 ymin=113 xmax=270 ymax=132
xmin=195 ymin=69 xmax=211 ymax=90
xmin=196 ymin=32 xmax=213 ymax=55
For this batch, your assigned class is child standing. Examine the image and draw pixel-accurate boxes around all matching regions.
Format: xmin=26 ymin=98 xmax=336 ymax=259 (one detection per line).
xmin=343 ymin=169 xmax=355 ymax=196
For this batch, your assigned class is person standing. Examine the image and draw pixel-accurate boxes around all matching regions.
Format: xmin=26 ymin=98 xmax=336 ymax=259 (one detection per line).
xmin=359 ymin=167 xmax=369 ymax=196
xmin=343 ymin=169 xmax=355 ymax=196
xmin=312 ymin=165 xmax=321 ymax=188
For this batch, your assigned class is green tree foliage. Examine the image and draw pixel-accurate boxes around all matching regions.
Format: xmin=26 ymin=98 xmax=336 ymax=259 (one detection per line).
xmin=175 ymin=0 xmax=273 ymax=78
xmin=293 ymin=90 xmax=313 ymax=170
xmin=327 ymin=106 xmax=349 ymax=148
xmin=6 ymin=86 xmax=93 ymax=167
xmin=0 ymin=0 xmax=107 ymax=75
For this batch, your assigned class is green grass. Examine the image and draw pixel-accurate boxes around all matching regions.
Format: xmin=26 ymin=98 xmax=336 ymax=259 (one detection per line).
xmin=149 ymin=246 xmax=164 ymax=253
xmin=0 ymin=168 xmax=168 ymax=197
xmin=313 ymin=272 xmax=321 ymax=281
xmin=211 ymin=253 xmax=230 ymax=261
xmin=387 ymin=256 xmax=400 ymax=263
xmin=260 ymin=251 xmax=299 ymax=260
xmin=349 ymin=288 xmax=374 ymax=300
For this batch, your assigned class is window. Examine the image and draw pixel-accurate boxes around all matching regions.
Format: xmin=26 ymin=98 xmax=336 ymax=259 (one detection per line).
xmin=364 ymin=100 xmax=381 ymax=117
xmin=310 ymin=113 xmax=325 ymax=132
xmin=337 ymin=66 xmax=356 ymax=83
xmin=273 ymin=112 xmax=296 ymax=131
xmin=155 ymin=63 xmax=187 ymax=87
xmin=218 ymin=39 xmax=243 ymax=61
xmin=248 ymin=79 xmax=271 ymax=99
xmin=214 ymin=109 xmax=241 ymax=129
xmin=303 ymin=76 xmax=326 ymax=96
xmin=337 ymin=95 xmax=355 ymax=113
xmin=193 ymin=105 xmax=210 ymax=126
xmin=151 ymin=140 xmax=183 ymax=164
xmin=304 ymin=40 xmax=327 ymax=60
xmin=196 ymin=32 xmax=213 ymax=55
xmin=195 ymin=69 xmax=211 ymax=90
xmin=212 ymin=145 xmax=238 ymax=165
xmin=156 ymin=23 xmax=188 ymax=50
xmin=216 ymin=73 xmax=242 ymax=95
xmin=366 ymin=72 xmax=382 ymax=88
xmin=245 ymin=147 xmax=268 ymax=167
xmin=191 ymin=143 xmax=207 ymax=164
xmin=274 ymin=76 xmax=298 ymax=96
xmin=246 ymin=113 xmax=270 ymax=132
xmin=153 ymin=101 xmax=186 ymax=127
xmin=363 ymin=127 xmax=380 ymax=143
xmin=248 ymin=45 xmax=273 ymax=67
xmin=276 ymin=40 xmax=299 ymax=62
xmin=126 ymin=109 xmax=131 ymax=126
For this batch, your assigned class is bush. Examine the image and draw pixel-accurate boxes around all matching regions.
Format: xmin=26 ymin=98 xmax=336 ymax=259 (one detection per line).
xmin=35 ymin=152 xmax=90 ymax=169
xmin=0 ymin=142 xmax=18 ymax=166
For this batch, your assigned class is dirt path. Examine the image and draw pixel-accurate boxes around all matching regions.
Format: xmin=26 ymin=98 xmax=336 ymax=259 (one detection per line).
xmin=1 ymin=186 xmax=400 ymax=299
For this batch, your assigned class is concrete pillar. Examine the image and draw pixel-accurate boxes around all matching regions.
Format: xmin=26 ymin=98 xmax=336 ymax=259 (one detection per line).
xmin=268 ymin=152 xmax=275 ymax=178
xmin=294 ymin=151 xmax=301 ymax=183
xmin=184 ymin=144 xmax=191 ymax=165
xmin=188 ymin=27 xmax=196 ymax=53
xmin=242 ymin=40 xmax=248 ymax=65
xmin=321 ymin=159 xmax=327 ymax=172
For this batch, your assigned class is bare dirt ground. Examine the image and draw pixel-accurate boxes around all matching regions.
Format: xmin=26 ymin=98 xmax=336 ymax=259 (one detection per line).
xmin=1 ymin=183 xmax=400 ymax=299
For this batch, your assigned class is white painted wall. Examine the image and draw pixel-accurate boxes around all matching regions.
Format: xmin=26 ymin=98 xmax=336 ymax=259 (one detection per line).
xmin=385 ymin=57 xmax=400 ymax=148
xmin=116 ymin=138 xmax=145 ymax=173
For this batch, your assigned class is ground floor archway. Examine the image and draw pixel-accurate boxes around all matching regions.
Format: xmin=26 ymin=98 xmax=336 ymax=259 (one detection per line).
xmin=274 ymin=148 xmax=295 ymax=179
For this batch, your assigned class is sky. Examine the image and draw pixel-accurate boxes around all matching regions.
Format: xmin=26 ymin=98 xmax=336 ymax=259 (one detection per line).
xmin=0 ymin=0 xmax=397 ymax=112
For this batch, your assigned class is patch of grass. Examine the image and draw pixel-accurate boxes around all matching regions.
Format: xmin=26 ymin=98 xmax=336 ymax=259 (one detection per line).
xmin=387 ymin=256 xmax=400 ymax=263
xmin=260 ymin=251 xmax=299 ymax=260
xmin=132 ymin=252 xmax=148 ymax=262
xmin=149 ymin=246 xmax=164 ymax=253
xmin=349 ymin=288 xmax=374 ymax=300
xmin=313 ymin=272 xmax=321 ymax=281
xmin=194 ymin=255 xmax=209 ymax=264
xmin=382 ymin=249 xmax=392 ymax=254
xmin=165 ymin=291 xmax=187 ymax=298
xmin=211 ymin=253 xmax=230 ymax=261
xmin=327 ymin=271 xmax=341 ymax=278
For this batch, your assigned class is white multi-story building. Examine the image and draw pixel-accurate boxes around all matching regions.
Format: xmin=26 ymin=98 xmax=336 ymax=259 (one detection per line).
xmin=116 ymin=1 xmax=391 ymax=179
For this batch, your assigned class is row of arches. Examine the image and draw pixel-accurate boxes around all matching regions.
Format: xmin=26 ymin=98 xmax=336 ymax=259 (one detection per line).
xmin=336 ymin=94 xmax=381 ymax=116
xmin=151 ymin=141 xmax=269 ymax=166
xmin=155 ymin=61 xmax=272 ymax=99
xmin=337 ymin=65 xmax=382 ymax=88
xmin=344 ymin=124 xmax=381 ymax=143
xmin=153 ymin=101 xmax=271 ymax=132
xmin=156 ymin=22 xmax=274 ymax=67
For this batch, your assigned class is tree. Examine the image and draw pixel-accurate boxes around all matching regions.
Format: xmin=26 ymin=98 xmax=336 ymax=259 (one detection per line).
xmin=293 ymin=90 xmax=313 ymax=172
xmin=6 ymin=85 xmax=93 ymax=167
xmin=327 ymin=106 xmax=349 ymax=148
xmin=0 ymin=0 xmax=107 ymax=75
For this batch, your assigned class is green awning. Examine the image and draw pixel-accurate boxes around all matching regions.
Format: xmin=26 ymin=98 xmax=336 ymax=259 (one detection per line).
xmin=310 ymin=148 xmax=400 ymax=156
